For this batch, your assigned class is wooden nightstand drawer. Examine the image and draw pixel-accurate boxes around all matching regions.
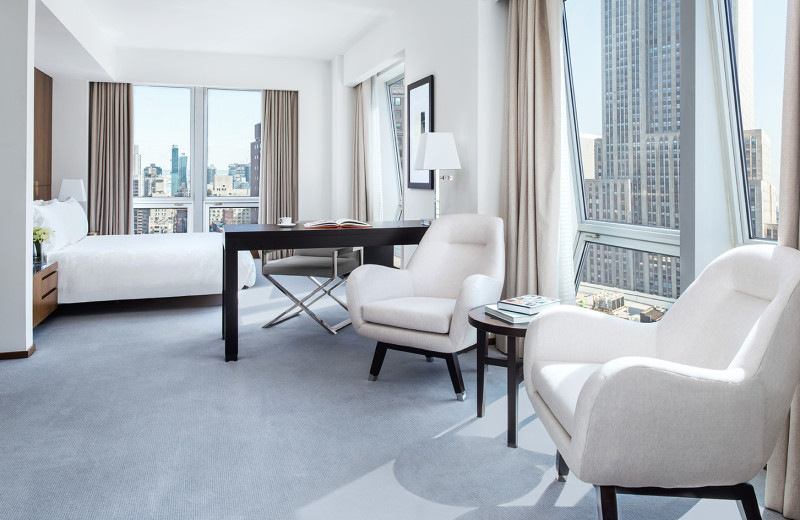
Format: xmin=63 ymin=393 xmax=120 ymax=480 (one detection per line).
xmin=33 ymin=262 xmax=58 ymax=328
xmin=40 ymin=269 xmax=58 ymax=295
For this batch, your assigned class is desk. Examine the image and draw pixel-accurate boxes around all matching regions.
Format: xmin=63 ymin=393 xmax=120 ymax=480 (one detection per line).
xmin=468 ymin=306 xmax=528 ymax=448
xmin=223 ymin=221 xmax=429 ymax=361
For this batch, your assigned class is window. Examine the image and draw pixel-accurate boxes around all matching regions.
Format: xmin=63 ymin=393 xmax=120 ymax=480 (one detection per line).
xmin=206 ymin=89 xmax=261 ymax=198
xmin=565 ymin=0 xmax=681 ymax=314
xmin=133 ymin=86 xmax=192 ymax=200
xmin=723 ymin=0 xmax=785 ymax=240
xmin=208 ymin=207 xmax=259 ymax=232
xmin=132 ymin=86 xmax=261 ymax=234
xmin=386 ymin=76 xmax=405 ymax=221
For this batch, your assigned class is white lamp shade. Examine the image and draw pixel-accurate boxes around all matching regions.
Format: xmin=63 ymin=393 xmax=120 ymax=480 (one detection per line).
xmin=414 ymin=132 xmax=462 ymax=170
xmin=58 ymin=179 xmax=87 ymax=202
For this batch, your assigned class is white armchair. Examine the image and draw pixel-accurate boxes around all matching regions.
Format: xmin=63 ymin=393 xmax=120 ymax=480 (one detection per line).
xmin=524 ymin=245 xmax=800 ymax=520
xmin=347 ymin=213 xmax=504 ymax=400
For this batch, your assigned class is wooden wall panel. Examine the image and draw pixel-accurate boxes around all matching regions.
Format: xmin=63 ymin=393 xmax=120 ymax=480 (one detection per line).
xmin=34 ymin=68 xmax=53 ymax=201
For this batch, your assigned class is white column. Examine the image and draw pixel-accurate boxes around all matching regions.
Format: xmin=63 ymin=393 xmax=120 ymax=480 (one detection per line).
xmin=0 ymin=0 xmax=35 ymax=354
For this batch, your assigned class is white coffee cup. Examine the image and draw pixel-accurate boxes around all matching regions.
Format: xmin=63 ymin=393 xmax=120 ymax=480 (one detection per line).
xmin=279 ymin=216 xmax=293 ymax=225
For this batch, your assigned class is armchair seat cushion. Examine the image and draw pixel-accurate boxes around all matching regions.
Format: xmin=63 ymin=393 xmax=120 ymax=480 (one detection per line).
xmin=530 ymin=361 xmax=602 ymax=435
xmin=362 ymin=297 xmax=456 ymax=334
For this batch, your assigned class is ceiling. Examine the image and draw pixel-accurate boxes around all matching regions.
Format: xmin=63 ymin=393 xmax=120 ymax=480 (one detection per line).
xmin=75 ymin=0 xmax=399 ymax=60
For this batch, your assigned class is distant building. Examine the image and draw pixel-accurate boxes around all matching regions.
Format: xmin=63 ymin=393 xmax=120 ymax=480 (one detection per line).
xmin=593 ymin=290 xmax=625 ymax=312
xmin=170 ymin=145 xmax=180 ymax=196
xmin=250 ymin=123 xmax=261 ymax=197
xmin=579 ymin=133 xmax=601 ymax=180
xmin=743 ymin=129 xmax=778 ymax=238
xmin=639 ymin=307 xmax=665 ymax=323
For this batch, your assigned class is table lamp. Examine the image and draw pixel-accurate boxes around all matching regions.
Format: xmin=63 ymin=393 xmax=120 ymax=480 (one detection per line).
xmin=58 ymin=179 xmax=87 ymax=204
xmin=414 ymin=132 xmax=461 ymax=223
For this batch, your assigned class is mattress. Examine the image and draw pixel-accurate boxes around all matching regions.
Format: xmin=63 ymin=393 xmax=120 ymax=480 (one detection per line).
xmin=48 ymin=232 xmax=257 ymax=304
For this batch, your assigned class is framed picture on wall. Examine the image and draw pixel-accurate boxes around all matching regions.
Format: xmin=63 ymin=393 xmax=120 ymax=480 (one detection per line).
xmin=407 ymin=75 xmax=434 ymax=189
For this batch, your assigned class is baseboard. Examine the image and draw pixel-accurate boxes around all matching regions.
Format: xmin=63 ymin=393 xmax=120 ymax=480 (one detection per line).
xmin=0 ymin=344 xmax=36 ymax=360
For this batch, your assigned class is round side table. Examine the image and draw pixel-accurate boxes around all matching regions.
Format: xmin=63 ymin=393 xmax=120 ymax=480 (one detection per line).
xmin=468 ymin=306 xmax=529 ymax=448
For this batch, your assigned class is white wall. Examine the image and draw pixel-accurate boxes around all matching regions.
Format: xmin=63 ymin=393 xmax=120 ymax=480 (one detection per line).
xmin=681 ymin=0 xmax=736 ymax=285
xmin=330 ymin=55 xmax=355 ymax=219
xmin=51 ymin=77 xmax=89 ymax=199
xmin=341 ymin=0 xmax=508 ymax=221
xmin=0 ymin=0 xmax=35 ymax=353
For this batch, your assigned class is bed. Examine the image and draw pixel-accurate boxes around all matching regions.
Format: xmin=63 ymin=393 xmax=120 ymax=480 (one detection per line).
xmin=34 ymin=199 xmax=257 ymax=304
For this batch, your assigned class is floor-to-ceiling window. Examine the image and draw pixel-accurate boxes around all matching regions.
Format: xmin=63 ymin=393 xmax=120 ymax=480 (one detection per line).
xmin=565 ymin=0 xmax=681 ymax=321
xmin=132 ymin=86 xmax=261 ymax=234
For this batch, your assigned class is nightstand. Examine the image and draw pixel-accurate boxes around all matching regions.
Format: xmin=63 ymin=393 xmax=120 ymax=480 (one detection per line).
xmin=33 ymin=261 xmax=58 ymax=327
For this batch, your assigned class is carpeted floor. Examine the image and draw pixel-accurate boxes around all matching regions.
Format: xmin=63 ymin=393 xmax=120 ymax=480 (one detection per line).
xmin=1 ymin=262 xmax=782 ymax=519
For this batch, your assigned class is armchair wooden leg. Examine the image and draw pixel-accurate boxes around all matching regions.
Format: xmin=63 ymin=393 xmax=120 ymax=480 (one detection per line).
xmin=369 ymin=342 xmax=389 ymax=382
xmin=737 ymin=483 xmax=761 ymax=520
xmin=595 ymin=486 xmax=618 ymax=520
xmin=444 ymin=353 xmax=466 ymax=401
xmin=556 ymin=451 xmax=569 ymax=482
xmin=425 ymin=355 xmax=434 ymax=363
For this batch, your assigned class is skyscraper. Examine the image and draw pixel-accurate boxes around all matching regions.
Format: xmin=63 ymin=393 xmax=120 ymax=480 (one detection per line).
xmin=581 ymin=0 xmax=681 ymax=299
xmin=250 ymin=123 xmax=261 ymax=197
xmin=171 ymin=145 xmax=180 ymax=197
xmin=178 ymin=153 xmax=188 ymax=196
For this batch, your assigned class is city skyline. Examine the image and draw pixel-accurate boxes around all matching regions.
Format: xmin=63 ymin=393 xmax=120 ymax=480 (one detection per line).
xmin=132 ymin=86 xmax=261 ymax=181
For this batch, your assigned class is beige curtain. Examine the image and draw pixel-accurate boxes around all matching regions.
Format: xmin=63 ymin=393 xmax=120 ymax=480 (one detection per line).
xmin=766 ymin=1 xmax=800 ymax=518
xmin=502 ymin=0 xmax=562 ymax=299
xmin=88 ymin=82 xmax=132 ymax=235
xmin=353 ymin=80 xmax=371 ymax=221
xmin=259 ymin=90 xmax=298 ymax=260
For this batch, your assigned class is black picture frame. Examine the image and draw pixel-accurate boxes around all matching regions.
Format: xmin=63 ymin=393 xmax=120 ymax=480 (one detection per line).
xmin=406 ymin=75 xmax=434 ymax=189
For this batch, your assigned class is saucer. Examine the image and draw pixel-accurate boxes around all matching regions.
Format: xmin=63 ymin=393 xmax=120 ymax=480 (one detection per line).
xmin=277 ymin=222 xmax=296 ymax=227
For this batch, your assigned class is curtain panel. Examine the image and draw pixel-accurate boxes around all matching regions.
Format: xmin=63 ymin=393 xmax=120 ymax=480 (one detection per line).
xmin=766 ymin=0 xmax=800 ymax=518
xmin=353 ymin=80 xmax=371 ymax=221
xmin=502 ymin=0 xmax=563 ymax=299
xmin=259 ymin=90 xmax=299 ymax=260
xmin=88 ymin=82 xmax=132 ymax=235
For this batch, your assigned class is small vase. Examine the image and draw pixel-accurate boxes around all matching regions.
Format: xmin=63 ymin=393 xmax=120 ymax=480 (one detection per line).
xmin=33 ymin=241 xmax=42 ymax=263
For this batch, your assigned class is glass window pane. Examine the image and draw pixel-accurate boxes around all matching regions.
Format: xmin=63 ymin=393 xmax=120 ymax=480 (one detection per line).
xmin=577 ymin=243 xmax=679 ymax=320
xmin=386 ymin=76 xmax=405 ymax=222
xmin=728 ymin=0 xmax=784 ymax=240
xmin=208 ymin=207 xmax=259 ymax=232
xmin=133 ymin=208 xmax=188 ymax=234
xmin=567 ymin=0 xmax=681 ymax=230
xmin=133 ymin=86 xmax=192 ymax=198
xmin=206 ymin=89 xmax=262 ymax=197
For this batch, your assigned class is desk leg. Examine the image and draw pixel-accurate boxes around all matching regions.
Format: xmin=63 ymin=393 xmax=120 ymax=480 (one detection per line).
xmin=363 ymin=245 xmax=394 ymax=267
xmin=224 ymin=243 xmax=239 ymax=362
xmin=477 ymin=329 xmax=487 ymax=418
xmin=507 ymin=337 xmax=518 ymax=448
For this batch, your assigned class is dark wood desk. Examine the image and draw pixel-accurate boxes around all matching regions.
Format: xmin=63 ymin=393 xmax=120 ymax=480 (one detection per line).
xmin=222 ymin=221 xmax=429 ymax=361
xmin=468 ymin=306 xmax=528 ymax=448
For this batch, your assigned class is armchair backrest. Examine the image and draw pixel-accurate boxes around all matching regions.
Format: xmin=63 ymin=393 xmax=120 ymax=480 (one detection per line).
xmin=406 ymin=214 xmax=505 ymax=299
xmin=657 ymin=245 xmax=800 ymax=456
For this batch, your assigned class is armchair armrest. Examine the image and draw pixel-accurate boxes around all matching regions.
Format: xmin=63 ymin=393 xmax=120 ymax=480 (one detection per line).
xmin=346 ymin=265 xmax=413 ymax=332
xmin=570 ymin=357 xmax=763 ymax=487
xmin=449 ymin=274 xmax=504 ymax=349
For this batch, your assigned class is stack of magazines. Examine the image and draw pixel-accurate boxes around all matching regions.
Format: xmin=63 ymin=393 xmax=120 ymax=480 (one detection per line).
xmin=485 ymin=294 xmax=560 ymax=324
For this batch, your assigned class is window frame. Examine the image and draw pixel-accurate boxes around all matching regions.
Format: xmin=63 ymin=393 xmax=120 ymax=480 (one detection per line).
xmin=562 ymin=6 xmax=681 ymax=293
xmin=711 ymin=0 xmax=778 ymax=245
xmin=132 ymin=85 xmax=262 ymax=233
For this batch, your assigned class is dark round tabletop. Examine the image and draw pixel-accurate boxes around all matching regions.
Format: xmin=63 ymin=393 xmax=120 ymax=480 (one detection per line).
xmin=468 ymin=306 xmax=530 ymax=338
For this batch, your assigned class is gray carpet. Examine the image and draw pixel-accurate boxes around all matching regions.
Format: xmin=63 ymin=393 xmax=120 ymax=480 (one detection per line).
xmin=1 ymin=262 xmax=783 ymax=519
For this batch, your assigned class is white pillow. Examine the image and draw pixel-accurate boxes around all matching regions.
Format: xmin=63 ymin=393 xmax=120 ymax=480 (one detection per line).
xmin=59 ymin=198 xmax=89 ymax=245
xmin=33 ymin=198 xmax=88 ymax=252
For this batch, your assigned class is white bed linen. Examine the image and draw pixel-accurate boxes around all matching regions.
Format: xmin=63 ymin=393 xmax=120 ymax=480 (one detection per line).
xmin=48 ymin=233 xmax=257 ymax=304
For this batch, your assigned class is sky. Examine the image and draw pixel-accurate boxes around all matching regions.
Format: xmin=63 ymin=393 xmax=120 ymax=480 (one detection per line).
xmin=132 ymin=86 xmax=261 ymax=177
xmin=566 ymin=0 xmax=787 ymax=187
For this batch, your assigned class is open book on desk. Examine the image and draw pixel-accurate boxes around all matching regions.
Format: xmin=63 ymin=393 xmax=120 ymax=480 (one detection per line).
xmin=303 ymin=218 xmax=372 ymax=229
